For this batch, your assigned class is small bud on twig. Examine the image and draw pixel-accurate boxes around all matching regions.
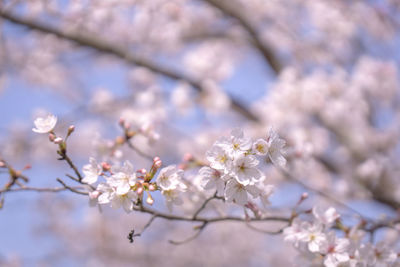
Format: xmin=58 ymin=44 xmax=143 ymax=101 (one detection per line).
xmin=54 ymin=137 xmax=63 ymax=144
xmin=137 ymin=187 xmax=144 ymax=195
xmin=101 ymin=162 xmax=111 ymax=172
xmin=48 ymin=133 xmax=56 ymax=142
xmin=183 ymin=153 xmax=193 ymax=162
xmin=149 ymin=184 xmax=156 ymax=191
xmin=115 ymin=136 xmax=125 ymax=145
xmin=146 ymin=193 xmax=154 ymax=205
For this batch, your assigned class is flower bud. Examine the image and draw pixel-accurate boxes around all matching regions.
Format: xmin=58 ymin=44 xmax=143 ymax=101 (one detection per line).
xmin=48 ymin=133 xmax=56 ymax=142
xmin=183 ymin=153 xmax=193 ymax=162
xmin=154 ymin=159 xmax=162 ymax=168
xmin=138 ymin=168 xmax=147 ymax=175
xmin=149 ymin=184 xmax=156 ymax=191
xmin=54 ymin=137 xmax=63 ymax=144
xmin=126 ymin=130 xmax=135 ymax=138
xmin=146 ymin=193 xmax=154 ymax=205
xmin=67 ymin=125 xmax=75 ymax=135
xmin=115 ymin=136 xmax=125 ymax=145
xmin=137 ymin=187 xmax=144 ymax=195
xmin=101 ymin=162 xmax=111 ymax=172
xmin=89 ymin=190 xmax=100 ymax=200
xmin=23 ymin=164 xmax=32 ymax=170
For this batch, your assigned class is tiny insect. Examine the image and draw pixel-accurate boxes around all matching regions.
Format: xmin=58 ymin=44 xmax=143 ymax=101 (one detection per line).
xmin=127 ymin=229 xmax=135 ymax=243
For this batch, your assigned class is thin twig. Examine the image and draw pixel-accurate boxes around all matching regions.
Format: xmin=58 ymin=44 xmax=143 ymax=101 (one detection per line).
xmin=3 ymin=186 xmax=69 ymax=193
xmin=56 ymin=178 xmax=88 ymax=195
xmin=65 ymin=173 xmax=80 ymax=183
xmin=193 ymin=191 xmax=219 ymax=219
xmin=169 ymin=222 xmax=208 ymax=245
xmin=245 ymin=221 xmax=285 ymax=235
xmin=133 ymin=204 xmax=290 ymax=224
xmin=125 ymin=140 xmax=154 ymax=161
xmin=60 ymin=154 xmax=83 ymax=181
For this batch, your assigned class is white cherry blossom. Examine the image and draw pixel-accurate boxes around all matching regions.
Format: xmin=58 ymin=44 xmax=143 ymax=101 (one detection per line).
xmin=206 ymin=144 xmax=232 ymax=173
xmin=82 ymin=157 xmax=102 ymax=184
xmin=96 ymin=182 xmax=114 ymax=205
xmin=108 ymin=160 xmax=137 ymax=195
xmin=32 ymin=114 xmax=57 ymax=133
xmin=253 ymin=138 xmax=269 ymax=156
xmin=266 ymin=128 xmax=287 ymax=167
xmin=283 ymin=218 xmax=306 ymax=247
xmin=224 ymin=179 xmax=248 ymax=205
xmin=216 ymin=128 xmax=252 ymax=157
xmin=162 ymin=187 xmax=185 ymax=211
xmin=156 ymin=165 xmax=184 ymax=191
xmin=298 ymin=222 xmax=327 ymax=253
xmin=232 ymin=155 xmax=262 ymax=185
xmin=110 ymin=191 xmax=138 ymax=213
xmin=198 ymin=166 xmax=226 ymax=196
xmin=312 ymin=206 xmax=340 ymax=226
xmin=320 ymin=232 xmax=350 ymax=267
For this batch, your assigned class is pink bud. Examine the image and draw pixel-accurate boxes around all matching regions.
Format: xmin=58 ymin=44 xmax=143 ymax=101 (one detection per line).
xmin=23 ymin=164 xmax=32 ymax=170
xmin=183 ymin=153 xmax=193 ymax=162
xmin=138 ymin=168 xmax=147 ymax=175
xmin=89 ymin=191 xmax=100 ymax=200
xmin=101 ymin=162 xmax=111 ymax=172
xmin=146 ymin=194 xmax=154 ymax=205
xmin=54 ymin=137 xmax=63 ymax=144
xmin=297 ymin=192 xmax=309 ymax=205
xmin=48 ymin=133 xmax=56 ymax=142
xmin=154 ymin=160 xmax=162 ymax=168
xmin=137 ymin=187 xmax=144 ymax=195
xmin=149 ymin=184 xmax=156 ymax=191
xmin=0 ymin=161 xmax=5 ymax=168
xmin=68 ymin=125 xmax=75 ymax=133
xmin=178 ymin=163 xmax=186 ymax=170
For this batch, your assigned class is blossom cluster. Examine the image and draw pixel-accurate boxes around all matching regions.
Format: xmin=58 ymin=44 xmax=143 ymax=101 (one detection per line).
xmin=84 ymin=158 xmax=187 ymax=213
xmin=198 ymin=128 xmax=285 ymax=206
xmin=284 ymin=207 xmax=398 ymax=267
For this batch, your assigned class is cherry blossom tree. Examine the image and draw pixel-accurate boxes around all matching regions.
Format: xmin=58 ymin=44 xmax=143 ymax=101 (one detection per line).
xmin=1 ymin=0 xmax=400 ymax=266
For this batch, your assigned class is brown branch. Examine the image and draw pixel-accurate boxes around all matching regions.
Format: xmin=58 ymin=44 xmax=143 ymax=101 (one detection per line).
xmin=245 ymin=221 xmax=285 ymax=235
xmin=202 ymin=0 xmax=282 ymax=74
xmin=0 ymin=10 xmax=259 ymax=122
xmin=2 ymin=186 xmax=70 ymax=193
xmin=192 ymin=191 xmax=221 ymax=219
xmin=59 ymin=153 xmax=83 ymax=182
xmin=133 ymin=204 xmax=290 ymax=224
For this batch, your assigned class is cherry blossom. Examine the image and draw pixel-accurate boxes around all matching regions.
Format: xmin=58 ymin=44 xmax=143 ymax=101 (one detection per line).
xmin=32 ymin=114 xmax=57 ymax=133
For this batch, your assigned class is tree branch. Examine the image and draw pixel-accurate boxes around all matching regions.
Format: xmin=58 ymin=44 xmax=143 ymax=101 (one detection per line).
xmin=202 ymin=0 xmax=282 ymax=74
xmin=133 ymin=204 xmax=290 ymax=224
